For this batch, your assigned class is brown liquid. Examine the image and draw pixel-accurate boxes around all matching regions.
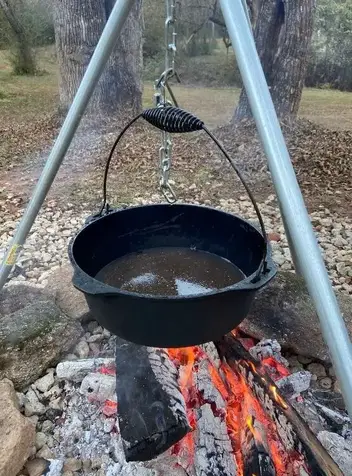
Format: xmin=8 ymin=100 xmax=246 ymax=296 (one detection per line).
xmin=95 ymin=247 xmax=245 ymax=297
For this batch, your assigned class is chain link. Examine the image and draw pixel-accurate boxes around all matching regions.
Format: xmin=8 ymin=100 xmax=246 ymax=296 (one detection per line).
xmin=154 ymin=0 xmax=178 ymax=204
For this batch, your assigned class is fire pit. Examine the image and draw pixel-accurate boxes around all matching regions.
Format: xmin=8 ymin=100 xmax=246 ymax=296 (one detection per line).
xmin=112 ymin=333 xmax=342 ymax=475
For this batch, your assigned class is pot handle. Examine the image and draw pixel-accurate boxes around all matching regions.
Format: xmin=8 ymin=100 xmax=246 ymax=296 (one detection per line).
xmin=97 ymin=107 xmax=269 ymax=282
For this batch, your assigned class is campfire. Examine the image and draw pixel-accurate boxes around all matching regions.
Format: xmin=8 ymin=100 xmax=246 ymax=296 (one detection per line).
xmin=91 ymin=332 xmax=342 ymax=476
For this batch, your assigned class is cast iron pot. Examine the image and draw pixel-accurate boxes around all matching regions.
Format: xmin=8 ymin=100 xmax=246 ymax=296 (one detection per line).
xmin=69 ymin=203 xmax=276 ymax=348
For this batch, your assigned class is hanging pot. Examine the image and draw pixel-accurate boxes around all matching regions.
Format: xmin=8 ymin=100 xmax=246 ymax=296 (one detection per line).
xmin=68 ymin=107 xmax=277 ymax=348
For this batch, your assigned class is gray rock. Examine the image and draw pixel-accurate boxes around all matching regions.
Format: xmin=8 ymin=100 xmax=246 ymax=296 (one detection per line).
xmin=0 ymin=301 xmax=82 ymax=389
xmin=25 ymin=458 xmax=49 ymax=476
xmin=24 ymin=389 xmax=46 ymax=417
xmin=35 ymin=432 xmax=47 ymax=450
xmin=318 ymin=431 xmax=352 ymax=475
xmin=45 ymin=264 xmax=92 ymax=322
xmin=35 ymin=369 xmax=55 ymax=393
xmin=307 ymin=363 xmax=327 ymax=378
xmin=0 ymin=284 xmax=53 ymax=316
xmin=74 ymin=340 xmax=90 ymax=359
xmin=239 ymin=271 xmax=352 ymax=362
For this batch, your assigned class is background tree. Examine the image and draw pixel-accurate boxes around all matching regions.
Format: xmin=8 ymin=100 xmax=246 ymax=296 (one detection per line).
xmin=235 ymin=0 xmax=315 ymax=120
xmin=307 ymin=0 xmax=352 ymax=91
xmin=0 ymin=0 xmax=36 ymax=74
xmin=52 ymin=0 xmax=143 ymax=116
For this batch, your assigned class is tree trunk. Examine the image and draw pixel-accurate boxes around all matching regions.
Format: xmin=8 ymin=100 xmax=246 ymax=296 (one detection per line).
xmin=235 ymin=0 xmax=315 ymax=120
xmin=52 ymin=0 xmax=143 ymax=117
xmin=0 ymin=0 xmax=36 ymax=75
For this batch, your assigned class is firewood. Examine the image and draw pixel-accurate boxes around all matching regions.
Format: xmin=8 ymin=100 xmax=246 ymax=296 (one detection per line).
xmin=215 ymin=334 xmax=343 ymax=476
xmin=115 ymin=338 xmax=191 ymax=462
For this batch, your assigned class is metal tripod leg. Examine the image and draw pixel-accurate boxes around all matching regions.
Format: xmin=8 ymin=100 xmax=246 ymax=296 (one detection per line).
xmin=0 ymin=0 xmax=136 ymax=289
xmin=220 ymin=0 xmax=352 ymax=417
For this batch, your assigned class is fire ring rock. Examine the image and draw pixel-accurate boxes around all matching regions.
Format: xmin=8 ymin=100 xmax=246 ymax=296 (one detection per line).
xmin=0 ymin=379 xmax=35 ymax=476
xmin=240 ymin=271 xmax=352 ymax=363
xmin=0 ymin=300 xmax=83 ymax=390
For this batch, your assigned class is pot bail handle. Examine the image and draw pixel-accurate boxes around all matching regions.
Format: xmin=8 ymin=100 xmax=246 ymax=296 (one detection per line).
xmin=98 ymin=107 xmax=269 ymax=281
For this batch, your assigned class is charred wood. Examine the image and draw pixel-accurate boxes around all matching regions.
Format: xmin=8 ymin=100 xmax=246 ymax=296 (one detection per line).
xmin=115 ymin=338 xmax=191 ymax=462
xmin=194 ymin=360 xmax=238 ymax=476
xmin=215 ymin=334 xmax=343 ymax=476
xmin=241 ymin=421 xmax=276 ymax=476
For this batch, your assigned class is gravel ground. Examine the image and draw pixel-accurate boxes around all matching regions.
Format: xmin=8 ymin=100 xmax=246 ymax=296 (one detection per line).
xmin=0 ymin=192 xmax=351 ymax=295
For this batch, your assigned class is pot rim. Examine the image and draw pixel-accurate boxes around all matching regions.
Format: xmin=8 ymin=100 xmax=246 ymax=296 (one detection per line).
xmin=68 ymin=203 xmax=276 ymax=300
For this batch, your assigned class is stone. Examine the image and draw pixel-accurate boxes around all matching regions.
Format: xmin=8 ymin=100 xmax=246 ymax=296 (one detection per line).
xmin=80 ymin=373 xmax=116 ymax=402
xmin=318 ymin=431 xmax=352 ymax=475
xmin=24 ymin=389 xmax=46 ymax=417
xmin=74 ymin=340 xmax=90 ymax=359
xmin=35 ymin=431 xmax=47 ymax=450
xmin=87 ymin=321 xmax=99 ymax=333
xmin=319 ymin=377 xmax=333 ymax=390
xmin=82 ymin=460 xmax=91 ymax=471
xmin=63 ymin=458 xmax=82 ymax=472
xmin=297 ymin=355 xmax=313 ymax=365
xmin=307 ymin=363 xmax=327 ymax=378
xmin=56 ymin=358 xmax=115 ymax=382
xmin=0 ymin=301 xmax=82 ymax=389
xmin=41 ymin=420 xmax=54 ymax=433
xmin=0 ymin=284 xmax=54 ymax=317
xmin=91 ymin=458 xmax=102 ymax=469
xmin=239 ymin=271 xmax=352 ymax=363
xmin=45 ymin=264 xmax=92 ymax=322
xmin=35 ymin=369 xmax=55 ymax=393
xmin=25 ymin=458 xmax=49 ymax=476
xmin=0 ymin=379 xmax=35 ymax=476
xmin=36 ymin=445 xmax=54 ymax=459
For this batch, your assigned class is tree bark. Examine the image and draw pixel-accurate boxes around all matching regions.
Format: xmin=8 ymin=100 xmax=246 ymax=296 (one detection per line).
xmin=52 ymin=0 xmax=143 ymax=116
xmin=0 ymin=0 xmax=36 ymax=75
xmin=235 ymin=0 xmax=315 ymax=120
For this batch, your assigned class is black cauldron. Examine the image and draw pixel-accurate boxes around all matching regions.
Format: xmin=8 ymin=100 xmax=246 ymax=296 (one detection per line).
xmin=69 ymin=203 xmax=276 ymax=348
xmin=68 ymin=107 xmax=277 ymax=348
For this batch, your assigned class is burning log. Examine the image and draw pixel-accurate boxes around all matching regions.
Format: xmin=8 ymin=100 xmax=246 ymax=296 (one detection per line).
xmin=215 ymin=334 xmax=344 ymax=476
xmin=115 ymin=338 xmax=191 ymax=462
xmin=193 ymin=359 xmax=238 ymax=476
xmin=241 ymin=417 xmax=276 ymax=476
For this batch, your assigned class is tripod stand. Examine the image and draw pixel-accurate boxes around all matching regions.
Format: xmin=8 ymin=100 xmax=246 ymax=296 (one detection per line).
xmin=1 ymin=0 xmax=352 ymax=418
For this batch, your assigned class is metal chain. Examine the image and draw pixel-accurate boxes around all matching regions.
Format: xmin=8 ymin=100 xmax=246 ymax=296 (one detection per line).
xmin=154 ymin=0 xmax=178 ymax=204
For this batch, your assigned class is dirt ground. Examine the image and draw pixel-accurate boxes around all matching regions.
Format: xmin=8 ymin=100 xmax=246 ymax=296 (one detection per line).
xmin=1 ymin=48 xmax=352 ymax=219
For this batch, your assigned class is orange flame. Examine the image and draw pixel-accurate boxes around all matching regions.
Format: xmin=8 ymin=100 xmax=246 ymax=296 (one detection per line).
xmin=167 ymin=340 xmax=297 ymax=476
xmin=270 ymin=385 xmax=289 ymax=410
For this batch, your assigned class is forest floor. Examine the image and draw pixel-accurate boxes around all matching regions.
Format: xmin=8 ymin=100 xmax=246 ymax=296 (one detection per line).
xmin=0 ymin=47 xmax=351 ymax=219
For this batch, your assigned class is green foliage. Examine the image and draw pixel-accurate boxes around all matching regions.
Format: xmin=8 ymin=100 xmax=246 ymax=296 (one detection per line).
xmin=307 ymin=0 xmax=352 ymax=91
xmin=0 ymin=0 xmax=54 ymax=50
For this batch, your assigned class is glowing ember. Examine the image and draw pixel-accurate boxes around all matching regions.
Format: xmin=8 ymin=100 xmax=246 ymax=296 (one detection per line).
xmin=99 ymin=363 xmax=116 ymax=376
xmin=167 ymin=338 xmax=306 ymax=476
xmin=102 ymin=399 xmax=118 ymax=417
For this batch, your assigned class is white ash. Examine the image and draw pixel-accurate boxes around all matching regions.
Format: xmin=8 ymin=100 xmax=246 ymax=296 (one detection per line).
xmin=318 ymin=431 xmax=352 ymax=475
xmin=276 ymin=371 xmax=312 ymax=399
xmin=79 ymin=373 xmax=116 ymax=403
xmin=249 ymin=338 xmax=289 ymax=366
xmin=194 ymin=404 xmax=237 ymax=476
xmin=56 ymin=358 xmax=115 ymax=382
